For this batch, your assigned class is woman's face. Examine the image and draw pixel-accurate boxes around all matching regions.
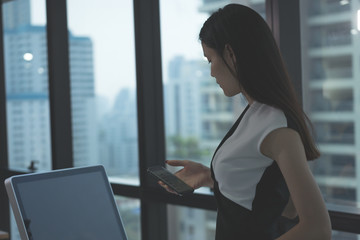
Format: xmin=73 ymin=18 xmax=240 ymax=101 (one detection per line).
xmin=202 ymin=43 xmax=241 ymax=97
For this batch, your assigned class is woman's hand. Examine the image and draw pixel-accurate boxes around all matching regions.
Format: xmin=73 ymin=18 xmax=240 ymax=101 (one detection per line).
xmin=158 ymin=160 xmax=213 ymax=194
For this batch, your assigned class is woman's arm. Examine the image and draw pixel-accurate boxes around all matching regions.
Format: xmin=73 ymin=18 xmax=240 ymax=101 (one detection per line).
xmin=261 ymin=128 xmax=332 ymax=240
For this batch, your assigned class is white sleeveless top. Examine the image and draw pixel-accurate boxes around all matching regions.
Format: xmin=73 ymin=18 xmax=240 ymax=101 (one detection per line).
xmin=212 ymin=101 xmax=288 ymax=210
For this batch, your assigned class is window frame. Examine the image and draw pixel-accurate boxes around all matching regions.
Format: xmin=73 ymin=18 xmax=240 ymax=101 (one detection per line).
xmin=0 ymin=1 xmax=10 ymax=232
xmin=0 ymin=0 xmax=359 ymax=239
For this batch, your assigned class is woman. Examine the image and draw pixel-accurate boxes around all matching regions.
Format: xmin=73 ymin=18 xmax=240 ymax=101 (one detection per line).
xmin=162 ymin=4 xmax=331 ymax=239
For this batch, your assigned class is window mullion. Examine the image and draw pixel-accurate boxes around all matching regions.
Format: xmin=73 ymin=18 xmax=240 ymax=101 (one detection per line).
xmin=0 ymin=0 xmax=8 ymax=170
xmin=46 ymin=0 xmax=73 ymax=170
xmin=0 ymin=1 xmax=10 ymax=233
xmin=267 ymin=0 xmax=303 ymax=102
xmin=133 ymin=0 xmax=167 ymax=239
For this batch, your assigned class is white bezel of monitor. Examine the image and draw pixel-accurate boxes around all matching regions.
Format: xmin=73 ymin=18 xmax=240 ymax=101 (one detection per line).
xmin=4 ymin=165 xmax=128 ymax=240
xmin=5 ymin=177 xmax=29 ymax=240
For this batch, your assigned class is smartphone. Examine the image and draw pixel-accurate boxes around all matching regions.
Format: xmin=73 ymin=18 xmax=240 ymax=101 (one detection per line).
xmin=147 ymin=166 xmax=194 ymax=196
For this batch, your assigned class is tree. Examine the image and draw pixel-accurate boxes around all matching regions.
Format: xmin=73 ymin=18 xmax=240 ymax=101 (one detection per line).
xmin=166 ymin=135 xmax=210 ymax=160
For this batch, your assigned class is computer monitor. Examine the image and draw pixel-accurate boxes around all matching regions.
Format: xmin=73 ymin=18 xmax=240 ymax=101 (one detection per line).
xmin=5 ymin=165 xmax=128 ymax=240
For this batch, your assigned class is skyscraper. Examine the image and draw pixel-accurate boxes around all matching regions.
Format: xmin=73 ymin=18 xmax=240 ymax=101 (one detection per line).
xmin=301 ymin=0 xmax=360 ymax=209
xmin=3 ymin=0 xmax=98 ymax=171
xmin=69 ymin=34 xmax=98 ymax=167
xmin=98 ymin=88 xmax=138 ymax=177
xmin=4 ymin=6 xmax=52 ymax=170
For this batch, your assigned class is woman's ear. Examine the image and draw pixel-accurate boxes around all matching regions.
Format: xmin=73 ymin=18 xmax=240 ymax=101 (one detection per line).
xmin=224 ymin=44 xmax=236 ymax=65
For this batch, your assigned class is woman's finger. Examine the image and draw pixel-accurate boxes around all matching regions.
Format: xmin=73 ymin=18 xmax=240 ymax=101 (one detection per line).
xmin=158 ymin=181 xmax=178 ymax=195
xmin=165 ymin=160 xmax=187 ymax=167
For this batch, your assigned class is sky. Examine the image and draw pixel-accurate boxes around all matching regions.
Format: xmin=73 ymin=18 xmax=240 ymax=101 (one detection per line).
xmin=30 ymin=0 xmax=208 ymax=106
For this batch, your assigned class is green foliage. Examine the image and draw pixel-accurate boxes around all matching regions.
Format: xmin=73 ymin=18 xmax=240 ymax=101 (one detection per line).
xmin=166 ymin=135 xmax=210 ymax=159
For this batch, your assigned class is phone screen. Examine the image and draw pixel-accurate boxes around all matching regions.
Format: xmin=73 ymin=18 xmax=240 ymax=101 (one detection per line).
xmin=147 ymin=166 xmax=194 ymax=196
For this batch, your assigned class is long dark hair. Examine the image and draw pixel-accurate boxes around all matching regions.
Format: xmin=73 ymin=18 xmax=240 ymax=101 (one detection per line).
xmin=199 ymin=4 xmax=320 ymax=160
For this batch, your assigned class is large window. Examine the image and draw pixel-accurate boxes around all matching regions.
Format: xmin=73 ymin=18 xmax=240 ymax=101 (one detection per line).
xmin=3 ymin=0 xmax=51 ymax=172
xmin=2 ymin=0 xmax=51 ymax=238
xmin=2 ymin=1 xmax=360 ymax=240
xmin=300 ymin=0 xmax=360 ymax=216
xmin=301 ymin=1 xmax=360 ymax=238
xmin=67 ymin=0 xmax=139 ymax=183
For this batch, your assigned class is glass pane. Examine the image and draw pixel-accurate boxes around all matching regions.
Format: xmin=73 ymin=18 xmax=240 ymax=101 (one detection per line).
xmin=314 ymin=121 xmax=354 ymax=144
xmin=115 ymin=196 xmax=141 ymax=240
xmin=300 ymin=0 xmax=360 ymax=210
xmin=167 ymin=205 xmax=216 ymax=240
xmin=3 ymin=0 xmax=51 ymax=172
xmin=161 ymin=0 xmax=265 ymax=192
xmin=67 ymin=0 xmax=139 ymax=184
xmin=332 ymin=230 xmax=360 ymax=240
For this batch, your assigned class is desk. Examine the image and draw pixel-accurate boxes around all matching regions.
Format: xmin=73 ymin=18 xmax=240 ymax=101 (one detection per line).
xmin=0 ymin=230 xmax=9 ymax=240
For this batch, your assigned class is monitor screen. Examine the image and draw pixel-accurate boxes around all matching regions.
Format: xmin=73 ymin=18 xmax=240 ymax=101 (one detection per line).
xmin=9 ymin=166 xmax=127 ymax=240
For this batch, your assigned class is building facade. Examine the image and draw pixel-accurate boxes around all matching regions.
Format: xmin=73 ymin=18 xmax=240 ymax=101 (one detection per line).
xmin=3 ymin=0 xmax=98 ymax=171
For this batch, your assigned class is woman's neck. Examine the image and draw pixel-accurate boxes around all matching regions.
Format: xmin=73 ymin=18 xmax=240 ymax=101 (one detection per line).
xmin=243 ymin=92 xmax=254 ymax=105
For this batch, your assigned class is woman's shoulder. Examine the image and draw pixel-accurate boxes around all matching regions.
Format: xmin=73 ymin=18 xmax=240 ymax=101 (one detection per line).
xmin=246 ymin=102 xmax=293 ymax=153
xmin=260 ymin=124 xmax=302 ymax=160
xmin=248 ymin=101 xmax=287 ymax=127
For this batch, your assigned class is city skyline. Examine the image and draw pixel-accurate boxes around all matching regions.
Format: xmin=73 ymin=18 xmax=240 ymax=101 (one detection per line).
xmin=3 ymin=0 xmax=360 ymax=239
xmin=29 ymin=0 xmax=207 ymax=107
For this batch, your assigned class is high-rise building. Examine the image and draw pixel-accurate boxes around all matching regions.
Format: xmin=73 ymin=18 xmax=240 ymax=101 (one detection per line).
xmin=4 ymin=18 xmax=52 ymax=170
xmin=98 ymin=88 xmax=138 ymax=177
xmin=69 ymin=34 xmax=98 ymax=167
xmin=164 ymin=56 xmax=203 ymax=158
xmin=3 ymin=0 xmax=30 ymax=30
xmin=3 ymin=0 xmax=98 ymax=171
xmin=301 ymin=0 xmax=360 ymax=208
xmin=301 ymin=3 xmax=360 ymax=239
